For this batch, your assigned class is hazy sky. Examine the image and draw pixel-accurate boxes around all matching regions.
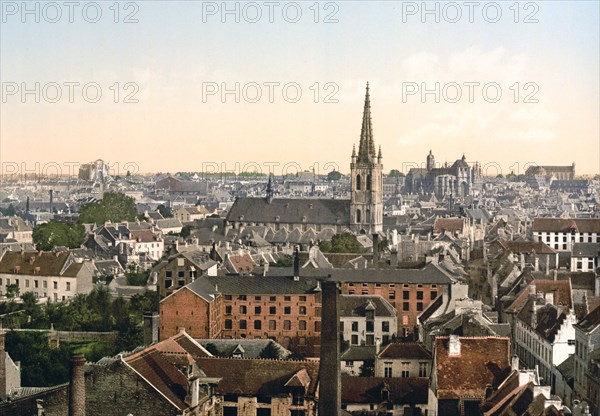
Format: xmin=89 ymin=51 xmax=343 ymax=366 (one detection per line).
xmin=1 ymin=1 xmax=599 ymax=177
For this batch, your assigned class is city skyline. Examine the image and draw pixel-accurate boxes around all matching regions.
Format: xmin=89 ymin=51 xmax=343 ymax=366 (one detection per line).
xmin=1 ymin=1 xmax=599 ymax=176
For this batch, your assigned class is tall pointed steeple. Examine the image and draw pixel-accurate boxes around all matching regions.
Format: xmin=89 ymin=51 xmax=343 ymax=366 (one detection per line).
xmin=358 ymin=82 xmax=376 ymax=163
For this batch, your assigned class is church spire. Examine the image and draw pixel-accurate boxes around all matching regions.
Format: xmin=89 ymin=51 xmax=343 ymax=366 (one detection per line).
xmin=358 ymin=82 xmax=376 ymax=163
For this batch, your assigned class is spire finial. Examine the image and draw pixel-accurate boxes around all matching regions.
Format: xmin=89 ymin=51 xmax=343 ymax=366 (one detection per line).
xmin=357 ymin=83 xmax=375 ymax=163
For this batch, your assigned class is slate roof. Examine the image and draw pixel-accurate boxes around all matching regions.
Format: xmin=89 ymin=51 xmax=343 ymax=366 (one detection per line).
xmin=208 ymin=275 xmax=321 ymax=295
xmin=226 ymin=197 xmax=351 ymax=225
xmin=532 ymin=218 xmax=600 ymax=234
xmin=339 ymin=295 xmax=396 ymax=318
xmin=195 ymin=339 xmax=292 ymax=359
xmin=195 ymin=357 xmax=320 ymax=396
xmin=575 ymin=303 xmax=600 ymax=333
xmin=498 ymin=240 xmax=556 ymax=255
xmin=572 ymin=242 xmax=600 ymax=258
xmin=378 ymin=342 xmax=431 ymax=360
xmin=341 ymin=376 xmax=428 ymax=405
xmin=341 ymin=345 xmax=377 ymax=361
xmin=0 ymin=250 xmax=84 ymax=277
xmin=435 ymin=336 xmax=511 ymax=400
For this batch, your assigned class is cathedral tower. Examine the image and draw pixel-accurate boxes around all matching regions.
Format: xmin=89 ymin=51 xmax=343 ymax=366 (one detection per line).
xmin=350 ymin=83 xmax=383 ymax=234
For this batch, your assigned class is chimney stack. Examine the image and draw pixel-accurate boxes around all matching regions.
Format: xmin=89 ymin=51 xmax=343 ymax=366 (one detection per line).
xmin=511 ymin=355 xmax=519 ymax=371
xmin=318 ymin=278 xmax=341 ymax=416
xmin=448 ymin=335 xmax=461 ymax=356
xmin=143 ymin=311 xmax=159 ymax=345
xmin=69 ymin=353 xmax=86 ymax=416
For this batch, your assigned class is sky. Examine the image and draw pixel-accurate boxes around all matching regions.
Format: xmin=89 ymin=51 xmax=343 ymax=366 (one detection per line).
xmin=1 ymin=0 xmax=599 ymax=177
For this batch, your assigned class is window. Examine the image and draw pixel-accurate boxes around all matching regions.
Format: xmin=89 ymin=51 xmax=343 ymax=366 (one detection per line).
xmin=239 ymin=305 xmax=247 ymax=314
xmin=284 ymin=296 xmax=291 ymax=301
xmin=255 ymin=295 xmax=262 ymax=301
xmin=53 ymin=281 xmax=57 ymax=290
xmin=401 ymin=362 xmax=410 ymax=377
xmin=419 ymin=362 xmax=427 ymax=377
xmin=239 ymin=320 xmax=247 ymax=329
xmin=299 ymin=295 xmax=306 ymax=301
xmin=269 ymin=306 xmax=276 ymax=314
xmin=431 ymin=291 xmax=438 ymax=300
xmin=417 ymin=302 xmax=423 ymax=311
xmin=356 ymin=174 xmax=362 ymax=190
xmin=166 ymin=271 xmax=172 ymax=278
xmin=366 ymin=335 xmax=375 ymax=345
xmin=223 ymin=407 xmax=238 ymax=416
xmin=382 ymin=321 xmax=390 ymax=332
xmin=238 ymin=295 xmax=247 ymax=300
xmin=225 ymin=305 xmax=232 ymax=315
xmin=269 ymin=320 xmax=276 ymax=330
xmin=352 ymin=321 xmax=359 ymax=332
xmin=178 ymin=271 xmax=185 ymax=278
xmin=345 ymin=360 xmax=354 ymax=367
xmin=314 ymin=321 xmax=321 ymax=332
xmin=225 ymin=319 xmax=232 ymax=329
xmin=254 ymin=320 xmax=262 ymax=330
xmin=225 ymin=295 xmax=232 ymax=300
xmin=284 ymin=306 xmax=291 ymax=314
xmin=66 ymin=282 xmax=71 ymax=291
xmin=254 ymin=306 xmax=261 ymax=314
xmin=389 ymin=290 xmax=396 ymax=300
xmin=25 ymin=280 xmax=30 ymax=288
xmin=403 ymin=302 xmax=409 ymax=311
xmin=256 ymin=409 xmax=271 ymax=416
xmin=269 ymin=296 xmax=276 ymax=301
xmin=43 ymin=281 xmax=47 ymax=289
xmin=403 ymin=291 xmax=410 ymax=300
xmin=384 ymin=364 xmax=392 ymax=377
xmin=284 ymin=320 xmax=291 ymax=330
xmin=416 ymin=291 xmax=423 ymax=300
xmin=299 ymin=306 xmax=307 ymax=315
xmin=299 ymin=320 xmax=307 ymax=330
xmin=34 ymin=280 xmax=38 ymax=288
xmin=366 ymin=321 xmax=374 ymax=332
xmin=351 ymin=334 xmax=359 ymax=345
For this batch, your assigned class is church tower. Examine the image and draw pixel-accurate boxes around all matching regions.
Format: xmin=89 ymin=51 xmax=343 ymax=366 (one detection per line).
xmin=350 ymin=83 xmax=383 ymax=234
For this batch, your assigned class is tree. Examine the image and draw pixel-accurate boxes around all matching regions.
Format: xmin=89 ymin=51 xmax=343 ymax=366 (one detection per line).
xmin=5 ymin=283 xmax=20 ymax=299
xmin=180 ymin=225 xmax=192 ymax=238
xmin=326 ymin=170 xmax=342 ymax=181
xmin=32 ymin=220 xmax=85 ymax=251
xmin=319 ymin=232 xmax=360 ymax=253
xmin=259 ymin=341 xmax=281 ymax=359
xmin=388 ymin=169 xmax=404 ymax=177
xmin=157 ymin=204 xmax=173 ymax=218
xmin=78 ymin=191 xmax=137 ymax=225
xmin=359 ymin=360 xmax=375 ymax=377
xmin=0 ymin=203 xmax=16 ymax=216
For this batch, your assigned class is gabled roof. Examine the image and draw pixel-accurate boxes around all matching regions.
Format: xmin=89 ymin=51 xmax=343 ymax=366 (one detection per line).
xmin=339 ymin=295 xmax=396 ymax=318
xmin=497 ymin=240 xmax=556 ymax=255
xmin=435 ymin=336 xmax=511 ymax=400
xmin=433 ymin=218 xmax=465 ymax=234
xmin=575 ymin=303 xmax=600 ymax=333
xmin=0 ymin=250 xmax=83 ymax=277
xmin=505 ymin=280 xmax=572 ymax=315
xmin=226 ymin=197 xmax=351 ymax=225
xmin=194 ymin=357 xmax=320 ymax=396
xmin=378 ymin=342 xmax=431 ymax=360
xmin=341 ymin=376 xmax=428 ymax=405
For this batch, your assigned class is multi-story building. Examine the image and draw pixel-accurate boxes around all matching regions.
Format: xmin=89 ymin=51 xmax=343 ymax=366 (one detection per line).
xmin=571 ymin=242 xmax=600 ymax=272
xmin=0 ymin=250 xmax=93 ymax=301
xmin=339 ymin=294 xmax=397 ymax=346
xmin=154 ymin=251 xmax=218 ymax=299
xmin=532 ymin=218 xmax=600 ymax=252
xmin=573 ymin=303 xmax=600 ymax=410
xmin=505 ymin=279 xmax=576 ymax=392
xmin=375 ymin=342 xmax=431 ymax=378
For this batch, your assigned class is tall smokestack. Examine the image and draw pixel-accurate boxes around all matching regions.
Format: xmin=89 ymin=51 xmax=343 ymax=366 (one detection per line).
xmin=293 ymin=246 xmax=300 ymax=280
xmin=69 ymin=353 xmax=86 ymax=416
xmin=0 ymin=332 xmax=6 ymax=401
xmin=319 ymin=278 xmax=341 ymax=416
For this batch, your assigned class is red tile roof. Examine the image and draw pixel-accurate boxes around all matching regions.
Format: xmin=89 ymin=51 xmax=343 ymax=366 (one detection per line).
xmin=433 ymin=218 xmax=465 ymax=234
xmin=0 ymin=251 xmax=83 ymax=277
xmin=505 ymin=279 xmax=572 ymax=314
xmin=435 ymin=337 xmax=511 ymax=400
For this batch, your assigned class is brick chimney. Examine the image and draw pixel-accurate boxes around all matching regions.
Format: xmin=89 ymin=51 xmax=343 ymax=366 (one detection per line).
xmin=318 ymin=279 xmax=341 ymax=416
xmin=143 ymin=311 xmax=159 ymax=345
xmin=69 ymin=354 xmax=86 ymax=416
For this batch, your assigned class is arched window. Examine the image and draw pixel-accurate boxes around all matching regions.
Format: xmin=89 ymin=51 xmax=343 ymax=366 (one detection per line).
xmin=366 ymin=174 xmax=372 ymax=191
xmin=356 ymin=174 xmax=362 ymax=190
xmin=356 ymin=209 xmax=361 ymax=223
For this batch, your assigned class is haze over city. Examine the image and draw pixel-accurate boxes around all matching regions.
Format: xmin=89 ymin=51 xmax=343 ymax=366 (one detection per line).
xmin=1 ymin=1 xmax=599 ymax=176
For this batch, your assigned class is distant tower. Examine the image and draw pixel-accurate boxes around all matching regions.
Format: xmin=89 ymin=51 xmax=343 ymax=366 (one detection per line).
xmin=265 ymin=175 xmax=274 ymax=203
xmin=350 ymin=83 xmax=383 ymax=234
xmin=426 ymin=150 xmax=435 ymax=171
